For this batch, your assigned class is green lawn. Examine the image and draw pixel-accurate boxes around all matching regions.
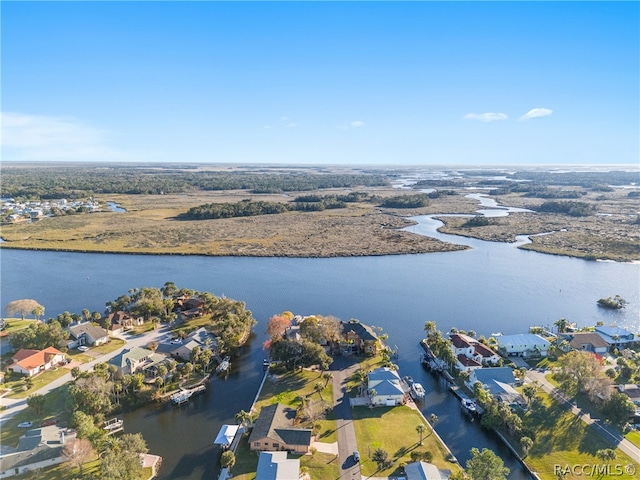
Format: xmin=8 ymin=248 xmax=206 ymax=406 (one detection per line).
xmin=255 ymin=369 xmax=337 ymax=443
xmin=519 ymin=390 xmax=638 ymax=480
xmin=1 ymin=385 xmax=72 ymax=448
xmin=4 ymin=367 xmax=71 ymax=399
xmin=625 ymin=430 xmax=640 ymax=449
xmin=0 ymin=318 xmax=37 ymax=334
xmin=352 ymin=405 xmax=460 ymax=477
xmin=89 ymin=337 xmax=125 ymax=355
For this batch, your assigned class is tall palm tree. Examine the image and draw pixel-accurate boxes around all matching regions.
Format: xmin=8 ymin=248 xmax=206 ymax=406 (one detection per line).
xmin=416 ymin=424 xmax=425 ymax=445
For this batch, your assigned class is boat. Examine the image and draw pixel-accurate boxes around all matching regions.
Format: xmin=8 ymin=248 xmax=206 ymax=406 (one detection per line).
xmin=171 ymin=390 xmax=193 ymax=405
xmin=410 ymin=383 xmax=426 ymax=400
xmin=402 ymin=375 xmax=414 ymax=387
xmin=103 ymin=418 xmax=124 ymax=435
xmin=216 ymin=356 xmax=231 ymax=374
xmin=461 ymin=398 xmax=478 ymax=413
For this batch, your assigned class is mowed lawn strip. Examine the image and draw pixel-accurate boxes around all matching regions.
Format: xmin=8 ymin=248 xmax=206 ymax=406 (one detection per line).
xmin=351 ymin=405 xmax=460 ymax=477
xmin=520 ymin=390 xmax=638 ymax=480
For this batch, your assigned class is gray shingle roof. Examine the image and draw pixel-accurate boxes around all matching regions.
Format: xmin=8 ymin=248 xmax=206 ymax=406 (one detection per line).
xmin=249 ymin=403 xmax=312 ymax=448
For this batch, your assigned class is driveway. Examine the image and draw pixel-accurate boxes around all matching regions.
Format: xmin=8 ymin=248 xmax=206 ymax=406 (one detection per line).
xmin=0 ymin=326 xmax=169 ymax=424
xmin=330 ymin=356 xmax=362 ymax=480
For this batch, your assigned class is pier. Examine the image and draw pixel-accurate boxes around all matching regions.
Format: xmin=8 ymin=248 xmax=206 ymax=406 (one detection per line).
xmin=170 ymin=384 xmax=207 ymax=405
xmin=103 ymin=417 xmax=124 ymax=435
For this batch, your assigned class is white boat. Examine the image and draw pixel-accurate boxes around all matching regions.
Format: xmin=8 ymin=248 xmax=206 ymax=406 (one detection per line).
xmin=216 ymin=356 xmax=230 ymax=374
xmin=410 ymin=383 xmax=426 ymax=400
xmin=461 ymin=398 xmax=477 ymax=413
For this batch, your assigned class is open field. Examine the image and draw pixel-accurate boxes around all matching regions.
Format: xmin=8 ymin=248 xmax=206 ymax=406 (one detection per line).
xmin=1 ymin=182 xmax=638 ymax=260
xmin=513 ymin=390 xmax=639 ymax=480
xmin=351 ymin=405 xmax=460 ymax=477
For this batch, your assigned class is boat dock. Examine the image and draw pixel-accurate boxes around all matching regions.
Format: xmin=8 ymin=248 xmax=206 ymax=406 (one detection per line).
xmin=450 ymin=386 xmax=483 ymax=415
xmin=171 ymin=384 xmax=207 ymax=405
xmin=103 ymin=417 xmax=124 ymax=435
xmin=216 ymin=356 xmax=231 ymax=374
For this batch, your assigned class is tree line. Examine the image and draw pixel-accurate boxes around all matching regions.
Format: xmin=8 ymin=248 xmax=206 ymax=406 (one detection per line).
xmin=1 ymin=166 xmax=389 ymax=198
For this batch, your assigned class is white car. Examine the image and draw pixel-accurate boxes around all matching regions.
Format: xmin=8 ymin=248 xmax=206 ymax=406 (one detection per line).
xmin=170 ymin=338 xmax=182 ymax=345
xmin=77 ymin=346 xmax=89 ymax=352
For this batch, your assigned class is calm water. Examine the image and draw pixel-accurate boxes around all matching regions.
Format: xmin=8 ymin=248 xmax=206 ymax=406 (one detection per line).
xmin=1 ymin=217 xmax=638 ymax=479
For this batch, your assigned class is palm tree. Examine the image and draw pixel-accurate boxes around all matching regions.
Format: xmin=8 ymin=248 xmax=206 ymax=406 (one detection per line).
xmin=416 ymin=424 xmax=425 ymax=445
xmin=32 ymin=305 xmax=45 ymax=322
xmin=322 ymin=372 xmax=333 ymax=388
xmin=314 ymin=382 xmax=325 ymax=405
xmin=554 ymin=318 xmax=569 ymax=333
xmin=235 ymin=410 xmax=253 ymax=430
xmin=520 ymin=436 xmax=533 ymax=456
xmin=424 ymin=321 xmax=437 ymax=336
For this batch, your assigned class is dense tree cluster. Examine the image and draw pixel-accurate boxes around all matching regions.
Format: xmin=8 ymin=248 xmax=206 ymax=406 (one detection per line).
xmin=178 ymin=195 xmax=350 ymax=220
xmin=379 ymin=194 xmax=430 ymax=208
xmin=537 ymin=201 xmax=595 ymax=217
xmin=9 ymin=320 xmax=68 ymax=351
xmin=462 ymin=216 xmax=491 ymax=227
xmin=1 ymin=166 xmax=389 ymax=198
xmin=264 ymin=313 xmax=334 ymax=371
xmin=597 ymin=295 xmax=628 ymax=309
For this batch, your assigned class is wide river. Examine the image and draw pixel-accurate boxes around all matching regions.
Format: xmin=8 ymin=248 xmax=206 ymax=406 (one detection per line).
xmin=1 ymin=214 xmax=638 ymax=479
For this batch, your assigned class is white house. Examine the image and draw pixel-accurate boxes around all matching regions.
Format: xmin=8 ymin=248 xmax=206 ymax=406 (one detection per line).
xmin=404 ymin=461 xmax=451 ymax=480
xmin=67 ymin=322 xmax=109 ymax=349
xmin=367 ymin=367 xmax=405 ymax=406
xmin=8 ymin=347 xmax=66 ymax=377
xmin=455 ymin=354 xmax=482 ymax=373
xmin=466 ymin=367 xmax=524 ymax=406
xmin=450 ymin=334 xmax=500 ymax=366
xmin=497 ymin=334 xmax=551 ymax=357
xmin=0 ymin=426 xmax=76 ymax=478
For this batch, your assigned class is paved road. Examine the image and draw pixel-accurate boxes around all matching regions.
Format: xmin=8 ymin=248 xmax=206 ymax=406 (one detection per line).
xmin=331 ymin=356 xmax=363 ymax=480
xmin=526 ymin=370 xmax=640 ymax=462
xmin=0 ymin=326 xmax=170 ymax=424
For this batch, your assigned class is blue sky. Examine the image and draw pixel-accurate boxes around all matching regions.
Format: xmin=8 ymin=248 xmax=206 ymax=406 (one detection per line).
xmin=2 ymin=1 xmax=638 ymax=165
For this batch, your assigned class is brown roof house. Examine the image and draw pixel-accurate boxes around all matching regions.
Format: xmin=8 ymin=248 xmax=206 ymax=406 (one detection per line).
xmin=341 ymin=319 xmax=379 ymax=355
xmin=248 ymin=403 xmax=313 ymax=454
xmin=9 ymin=347 xmax=66 ymax=377
xmin=566 ymin=332 xmax=610 ymax=354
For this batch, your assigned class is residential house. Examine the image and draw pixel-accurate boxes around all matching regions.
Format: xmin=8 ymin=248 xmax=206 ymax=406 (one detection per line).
xmin=616 ymin=384 xmax=640 ymax=412
xmin=248 ymin=403 xmax=313 ymax=454
xmin=176 ymin=297 xmax=204 ymax=320
xmin=497 ymin=334 xmax=551 ymax=357
xmin=466 ymin=367 xmax=525 ymax=407
xmin=0 ymin=426 xmax=76 ymax=478
xmin=455 ymin=354 xmax=482 ymax=373
xmin=8 ymin=347 xmax=66 ymax=377
xmin=450 ymin=334 xmax=500 ymax=367
xmin=341 ymin=319 xmax=379 ymax=354
xmin=595 ymin=326 xmax=636 ymax=347
xmin=170 ymin=327 xmax=219 ymax=361
xmin=106 ymin=311 xmax=143 ymax=331
xmin=255 ymin=451 xmax=300 ymax=480
xmin=67 ymin=322 xmax=109 ymax=349
xmin=564 ymin=332 xmax=610 ymax=354
xmin=367 ymin=367 xmax=405 ymax=406
xmin=108 ymin=347 xmax=166 ymax=378
xmin=404 ymin=461 xmax=451 ymax=480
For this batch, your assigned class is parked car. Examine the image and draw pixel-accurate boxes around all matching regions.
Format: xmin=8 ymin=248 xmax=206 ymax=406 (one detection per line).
xmin=77 ymin=346 xmax=89 ymax=352
xmin=170 ymin=338 xmax=182 ymax=345
xmin=353 ymin=451 xmax=360 ymax=462
xmin=18 ymin=421 xmax=32 ymax=428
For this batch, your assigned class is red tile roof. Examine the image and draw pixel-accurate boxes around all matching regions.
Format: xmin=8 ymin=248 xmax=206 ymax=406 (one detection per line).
xmin=450 ymin=334 xmax=473 ymax=349
xmin=11 ymin=347 xmax=64 ymax=371
xmin=457 ymin=354 xmax=481 ymax=367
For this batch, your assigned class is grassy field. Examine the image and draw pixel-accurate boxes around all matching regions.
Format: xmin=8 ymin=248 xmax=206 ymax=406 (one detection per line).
xmin=0 ymin=318 xmax=37 ymax=334
xmin=625 ymin=430 xmax=640 ymax=449
xmin=517 ymin=390 xmax=639 ymax=480
xmin=351 ymin=405 xmax=459 ymax=477
xmin=3 ymin=367 xmax=71 ymax=399
xmin=254 ymin=369 xmax=337 ymax=443
xmin=1 ymin=385 xmax=72 ymax=448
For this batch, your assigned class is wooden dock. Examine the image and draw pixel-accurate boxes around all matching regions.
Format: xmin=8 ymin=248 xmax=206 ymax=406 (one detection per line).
xmin=103 ymin=417 xmax=124 ymax=435
xmin=171 ymin=384 xmax=206 ymax=405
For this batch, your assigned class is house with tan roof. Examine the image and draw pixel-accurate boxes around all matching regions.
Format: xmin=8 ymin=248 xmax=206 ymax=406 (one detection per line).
xmin=8 ymin=347 xmax=66 ymax=377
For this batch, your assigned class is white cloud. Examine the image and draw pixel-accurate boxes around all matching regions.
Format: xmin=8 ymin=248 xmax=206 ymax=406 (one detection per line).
xmin=1 ymin=112 xmax=122 ymax=161
xmin=519 ymin=108 xmax=553 ymax=121
xmin=338 ymin=120 xmax=365 ymax=130
xmin=463 ymin=112 xmax=508 ymax=122
xmin=285 ymin=123 xmax=298 ymax=128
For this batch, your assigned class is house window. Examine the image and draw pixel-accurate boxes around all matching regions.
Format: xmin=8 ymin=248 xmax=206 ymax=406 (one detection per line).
xmin=273 ymin=443 xmax=279 ymax=448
